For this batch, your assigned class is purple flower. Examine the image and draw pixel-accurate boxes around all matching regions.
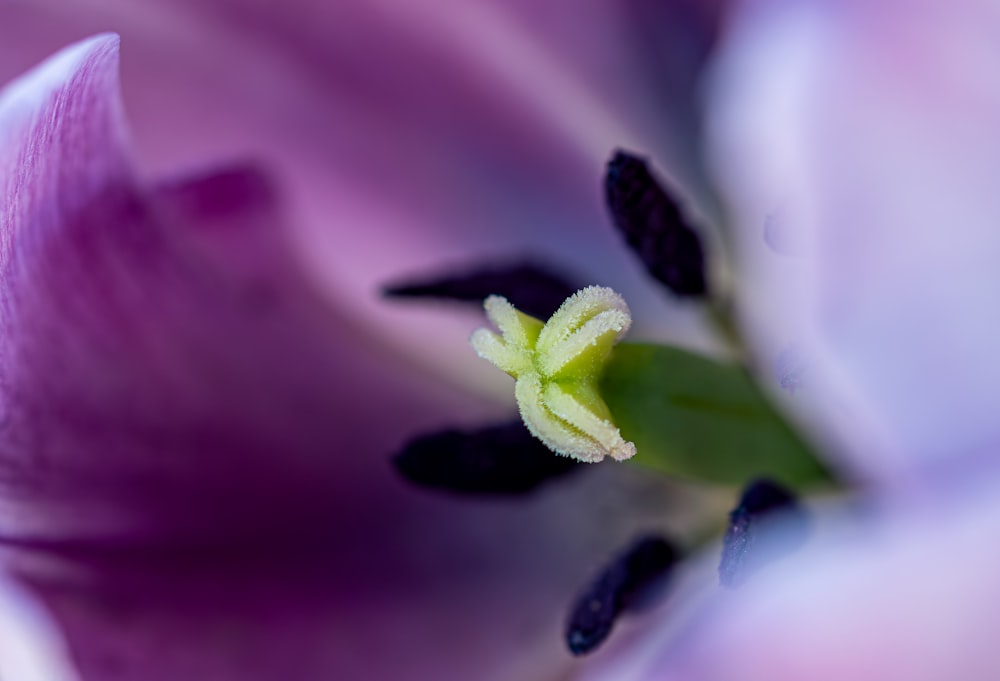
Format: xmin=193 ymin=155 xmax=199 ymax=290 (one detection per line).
xmin=575 ymin=0 xmax=1000 ymax=678
xmin=0 ymin=2 xmax=731 ymax=678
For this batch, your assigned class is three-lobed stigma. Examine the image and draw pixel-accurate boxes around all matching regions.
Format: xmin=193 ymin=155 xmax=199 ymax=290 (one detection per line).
xmin=470 ymin=285 xmax=636 ymax=463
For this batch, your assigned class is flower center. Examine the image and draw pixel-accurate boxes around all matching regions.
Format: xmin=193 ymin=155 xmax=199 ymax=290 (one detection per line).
xmin=470 ymin=286 xmax=636 ymax=463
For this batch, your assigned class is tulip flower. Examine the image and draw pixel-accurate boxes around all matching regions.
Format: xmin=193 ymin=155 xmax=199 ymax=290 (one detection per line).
xmin=572 ymin=0 xmax=1000 ymax=679
xmin=0 ymin=1 xmax=738 ymax=677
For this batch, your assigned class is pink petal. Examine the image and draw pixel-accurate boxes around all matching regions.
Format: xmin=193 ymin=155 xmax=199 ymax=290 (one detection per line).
xmin=708 ymin=0 xmax=1000 ymax=483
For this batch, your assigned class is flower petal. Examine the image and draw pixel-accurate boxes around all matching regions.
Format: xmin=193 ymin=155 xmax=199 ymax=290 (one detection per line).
xmin=9 ymin=461 xmax=716 ymax=681
xmin=0 ymin=35 xmax=500 ymax=542
xmin=708 ymin=0 xmax=1000 ymax=482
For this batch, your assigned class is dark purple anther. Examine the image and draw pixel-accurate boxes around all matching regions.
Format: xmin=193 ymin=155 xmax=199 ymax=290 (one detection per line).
xmin=565 ymin=535 xmax=679 ymax=656
xmin=392 ymin=421 xmax=580 ymax=496
xmin=719 ymin=478 xmax=805 ymax=588
xmin=604 ymin=150 xmax=707 ymax=297
xmin=383 ymin=260 xmax=579 ymax=320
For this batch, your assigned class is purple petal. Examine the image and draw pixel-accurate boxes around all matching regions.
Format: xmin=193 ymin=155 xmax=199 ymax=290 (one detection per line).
xmin=3 ymin=462 xmax=710 ymax=681
xmin=0 ymin=35 xmax=500 ymax=542
xmin=709 ymin=0 xmax=1000 ymax=483
xmin=762 ymin=207 xmax=804 ymax=257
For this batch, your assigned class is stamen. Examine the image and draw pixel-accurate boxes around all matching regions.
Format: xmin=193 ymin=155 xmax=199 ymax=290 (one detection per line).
xmin=470 ymin=286 xmax=636 ymax=463
xmin=718 ymin=478 xmax=806 ymax=588
xmin=565 ymin=536 xmax=680 ymax=656
xmin=604 ymin=150 xmax=707 ymax=297
xmin=392 ymin=421 xmax=579 ymax=495
xmin=383 ymin=260 xmax=579 ymax=319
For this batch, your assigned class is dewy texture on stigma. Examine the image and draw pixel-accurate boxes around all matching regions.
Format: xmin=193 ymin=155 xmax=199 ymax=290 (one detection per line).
xmin=470 ymin=286 xmax=635 ymax=463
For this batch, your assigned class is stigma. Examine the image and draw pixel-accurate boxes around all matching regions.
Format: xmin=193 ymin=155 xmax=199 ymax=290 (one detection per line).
xmin=470 ymin=286 xmax=636 ymax=463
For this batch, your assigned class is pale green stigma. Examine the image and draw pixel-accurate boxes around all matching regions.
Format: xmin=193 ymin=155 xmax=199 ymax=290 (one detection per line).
xmin=470 ymin=286 xmax=636 ymax=463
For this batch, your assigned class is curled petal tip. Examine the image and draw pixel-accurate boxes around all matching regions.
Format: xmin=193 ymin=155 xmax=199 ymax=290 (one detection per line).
xmin=1 ymin=32 xmax=130 ymax=252
xmin=0 ymin=33 xmax=121 ymax=125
